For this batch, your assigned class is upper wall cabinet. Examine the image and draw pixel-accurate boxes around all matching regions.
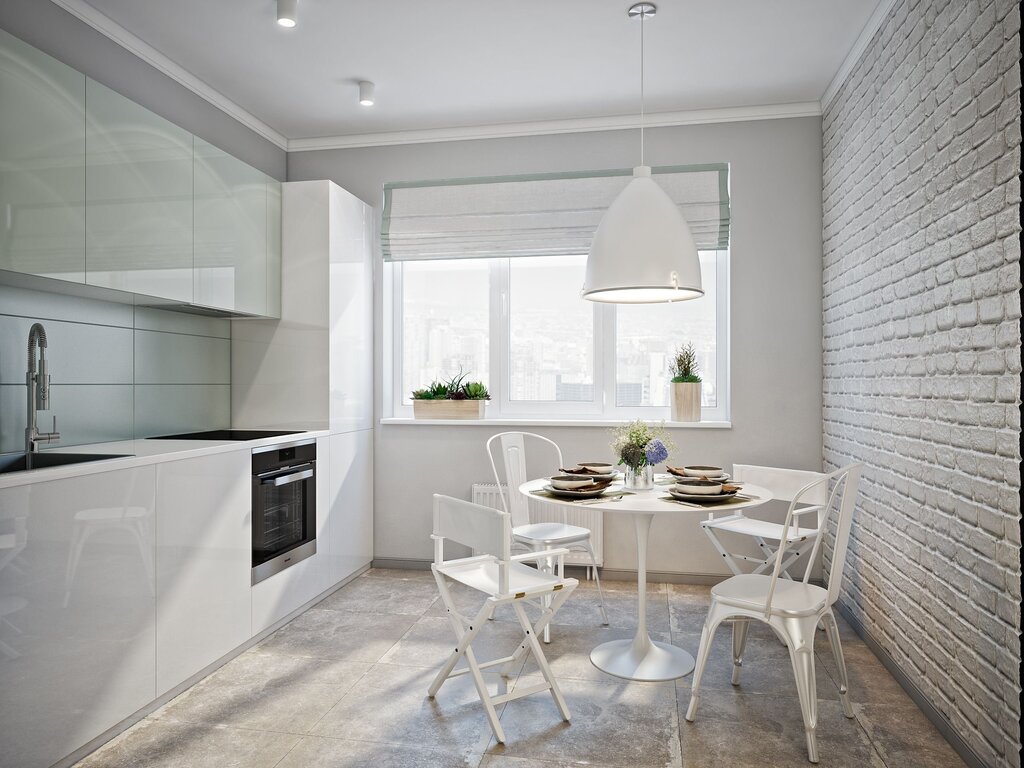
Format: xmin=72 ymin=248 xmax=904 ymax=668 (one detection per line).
xmin=0 ymin=31 xmax=281 ymax=318
xmin=0 ymin=29 xmax=86 ymax=282
xmin=85 ymin=78 xmax=194 ymax=303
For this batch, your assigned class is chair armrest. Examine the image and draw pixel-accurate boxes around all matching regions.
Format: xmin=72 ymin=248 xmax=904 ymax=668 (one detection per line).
xmin=791 ymin=505 xmax=824 ymax=516
xmin=511 ymin=548 xmax=571 ymax=563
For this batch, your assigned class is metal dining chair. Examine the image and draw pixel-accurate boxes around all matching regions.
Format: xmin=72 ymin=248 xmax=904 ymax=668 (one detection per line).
xmin=486 ymin=431 xmax=608 ymax=641
xmin=685 ymin=462 xmax=864 ymax=763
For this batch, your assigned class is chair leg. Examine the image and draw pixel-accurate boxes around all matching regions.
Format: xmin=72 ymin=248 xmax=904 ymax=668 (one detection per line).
xmin=512 ymin=601 xmax=570 ymax=722
xmin=464 ymin=643 xmax=506 ymax=743
xmin=685 ymin=602 xmax=728 ymax=722
xmin=500 ymin=584 xmax=575 ymax=676
xmin=731 ymin=618 xmax=750 ymax=686
xmin=584 ymin=540 xmax=609 ymax=626
xmin=700 ymin=522 xmax=744 ymax=576
xmin=822 ymin=610 xmax=855 ymax=718
xmin=779 ymin=616 xmax=821 ymax=763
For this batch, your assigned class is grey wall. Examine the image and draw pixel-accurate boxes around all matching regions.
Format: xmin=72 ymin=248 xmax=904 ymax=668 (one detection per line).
xmin=289 ymin=116 xmax=826 ymax=575
xmin=0 ymin=0 xmax=285 ymax=180
xmin=821 ymin=0 xmax=1021 ymax=766
xmin=0 ymin=284 xmax=230 ymax=451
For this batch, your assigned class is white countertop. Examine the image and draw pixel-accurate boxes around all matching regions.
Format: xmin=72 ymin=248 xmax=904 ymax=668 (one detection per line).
xmin=0 ymin=430 xmax=330 ymax=489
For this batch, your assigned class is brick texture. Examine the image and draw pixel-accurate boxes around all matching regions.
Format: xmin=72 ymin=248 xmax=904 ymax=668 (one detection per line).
xmin=821 ymin=1 xmax=1021 ymax=766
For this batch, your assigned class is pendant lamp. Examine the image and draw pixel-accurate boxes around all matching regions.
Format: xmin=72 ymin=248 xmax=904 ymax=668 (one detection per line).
xmin=583 ymin=3 xmax=704 ymax=304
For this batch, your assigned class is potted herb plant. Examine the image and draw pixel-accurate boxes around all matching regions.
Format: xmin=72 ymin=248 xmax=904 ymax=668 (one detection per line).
xmin=411 ymin=372 xmax=490 ymax=419
xmin=610 ymin=419 xmax=673 ymax=490
xmin=670 ymin=343 xmax=702 ymax=422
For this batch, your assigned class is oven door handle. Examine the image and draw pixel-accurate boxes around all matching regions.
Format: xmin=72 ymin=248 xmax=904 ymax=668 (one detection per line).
xmin=260 ymin=467 xmax=315 ymax=486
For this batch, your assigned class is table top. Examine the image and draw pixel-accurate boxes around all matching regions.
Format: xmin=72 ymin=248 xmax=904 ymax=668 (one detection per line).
xmin=518 ymin=476 xmax=772 ymax=516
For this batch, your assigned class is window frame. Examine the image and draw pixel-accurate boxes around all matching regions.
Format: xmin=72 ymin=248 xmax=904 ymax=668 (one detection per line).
xmin=386 ymin=249 xmax=730 ymax=423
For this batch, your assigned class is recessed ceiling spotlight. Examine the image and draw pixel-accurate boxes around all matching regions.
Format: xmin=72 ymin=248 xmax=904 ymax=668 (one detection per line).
xmin=358 ymin=81 xmax=375 ymax=107
xmin=277 ymin=0 xmax=297 ymax=28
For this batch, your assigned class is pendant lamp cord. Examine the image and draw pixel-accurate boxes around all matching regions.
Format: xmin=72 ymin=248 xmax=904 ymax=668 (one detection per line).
xmin=640 ymin=7 xmax=646 ymax=166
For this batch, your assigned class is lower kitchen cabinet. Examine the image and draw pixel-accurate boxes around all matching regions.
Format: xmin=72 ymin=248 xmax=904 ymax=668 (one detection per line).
xmin=0 ymin=466 xmax=157 ymax=768
xmin=327 ymin=429 xmax=373 ymax=585
xmin=155 ymin=449 xmax=251 ymax=695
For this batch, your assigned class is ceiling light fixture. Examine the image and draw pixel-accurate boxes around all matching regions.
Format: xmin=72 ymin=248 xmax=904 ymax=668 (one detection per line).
xmin=582 ymin=3 xmax=703 ymax=305
xmin=276 ymin=0 xmax=297 ymax=28
xmin=358 ymin=80 xmax=375 ymax=106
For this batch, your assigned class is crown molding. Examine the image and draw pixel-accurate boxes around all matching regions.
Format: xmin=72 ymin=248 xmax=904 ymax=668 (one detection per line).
xmin=820 ymin=0 xmax=899 ymax=111
xmin=287 ymin=101 xmax=823 ymax=152
xmin=48 ymin=0 xmax=288 ymax=150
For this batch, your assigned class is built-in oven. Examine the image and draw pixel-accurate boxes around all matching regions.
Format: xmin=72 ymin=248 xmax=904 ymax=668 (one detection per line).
xmin=251 ymin=438 xmax=317 ymax=585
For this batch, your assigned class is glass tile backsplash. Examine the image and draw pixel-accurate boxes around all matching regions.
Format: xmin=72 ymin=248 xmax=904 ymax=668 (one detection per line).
xmin=0 ymin=284 xmax=230 ymax=452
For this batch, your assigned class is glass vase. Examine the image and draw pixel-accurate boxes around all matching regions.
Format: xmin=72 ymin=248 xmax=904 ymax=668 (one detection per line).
xmin=623 ymin=464 xmax=654 ymax=490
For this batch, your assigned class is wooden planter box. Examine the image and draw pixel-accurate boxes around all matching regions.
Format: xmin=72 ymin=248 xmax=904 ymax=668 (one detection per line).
xmin=412 ymin=399 xmax=486 ymax=420
xmin=671 ymin=382 xmax=701 ymax=422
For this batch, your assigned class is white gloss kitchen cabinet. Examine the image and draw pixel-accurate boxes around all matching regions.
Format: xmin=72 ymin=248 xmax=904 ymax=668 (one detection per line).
xmin=0 ymin=28 xmax=86 ymax=282
xmin=0 ymin=30 xmax=281 ymax=318
xmin=0 ymin=465 xmax=158 ymax=768
xmin=155 ymin=449 xmax=251 ymax=695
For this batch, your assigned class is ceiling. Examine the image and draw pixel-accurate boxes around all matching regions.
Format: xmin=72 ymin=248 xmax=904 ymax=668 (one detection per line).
xmin=75 ymin=0 xmax=882 ymax=144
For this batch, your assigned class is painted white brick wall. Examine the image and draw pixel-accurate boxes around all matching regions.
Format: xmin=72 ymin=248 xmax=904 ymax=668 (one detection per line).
xmin=822 ymin=0 xmax=1021 ymax=766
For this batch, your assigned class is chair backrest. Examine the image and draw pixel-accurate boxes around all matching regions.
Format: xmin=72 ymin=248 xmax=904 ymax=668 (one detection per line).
xmin=486 ymin=432 xmax=564 ymax=528
xmin=732 ymin=464 xmax=828 ymax=505
xmin=432 ymin=494 xmax=512 ymax=593
xmin=762 ymin=462 xmax=863 ymax=615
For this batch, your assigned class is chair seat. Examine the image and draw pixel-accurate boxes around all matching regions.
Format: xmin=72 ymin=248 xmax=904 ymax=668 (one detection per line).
xmin=712 ymin=573 xmax=829 ymax=617
xmin=513 ymin=522 xmax=591 ymax=545
xmin=437 ymin=557 xmax=569 ymax=598
xmin=703 ymin=515 xmax=817 ymax=543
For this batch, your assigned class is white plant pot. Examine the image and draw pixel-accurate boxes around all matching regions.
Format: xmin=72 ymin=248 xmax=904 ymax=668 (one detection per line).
xmin=671 ymin=382 xmax=701 ymax=422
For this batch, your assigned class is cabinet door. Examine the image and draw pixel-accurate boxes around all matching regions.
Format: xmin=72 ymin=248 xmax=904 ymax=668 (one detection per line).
xmin=326 ymin=429 xmax=373 ymax=585
xmin=265 ymin=176 xmax=282 ymax=318
xmin=155 ymin=450 xmax=251 ymax=695
xmin=85 ymin=78 xmax=193 ymax=301
xmin=0 ymin=467 xmax=157 ymax=768
xmin=0 ymin=29 xmax=86 ymax=282
xmin=194 ymin=139 xmax=267 ymax=314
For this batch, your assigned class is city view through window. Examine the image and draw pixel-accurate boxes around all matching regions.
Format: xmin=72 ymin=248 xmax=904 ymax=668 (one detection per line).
xmin=399 ymin=253 xmax=721 ymax=413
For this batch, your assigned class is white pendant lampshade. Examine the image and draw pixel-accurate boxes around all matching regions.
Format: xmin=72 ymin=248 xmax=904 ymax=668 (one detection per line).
xmin=277 ymin=0 xmax=297 ymax=27
xmin=583 ymin=3 xmax=704 ymax=304
xmin=583 ymin=166 xmax=703 ymax=303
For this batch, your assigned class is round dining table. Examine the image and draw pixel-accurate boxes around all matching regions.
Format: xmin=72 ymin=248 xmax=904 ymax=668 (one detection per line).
xmin=518 ymin=476 xmax=772 ymax=682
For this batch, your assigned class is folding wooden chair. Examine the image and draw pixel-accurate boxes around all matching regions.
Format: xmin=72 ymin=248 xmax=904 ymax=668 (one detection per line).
xmin=428 ymin=494 xmax=578 ymax=744
xmin=700 ymin=465 xmax=829 ymax=579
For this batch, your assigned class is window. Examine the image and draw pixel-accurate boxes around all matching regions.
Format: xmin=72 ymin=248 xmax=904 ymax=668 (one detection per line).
xmin=388 ymin=250 xmax=729 ymax=421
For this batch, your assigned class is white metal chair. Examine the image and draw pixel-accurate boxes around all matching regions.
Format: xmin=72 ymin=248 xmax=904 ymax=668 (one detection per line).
xmin=700 ymin=464 xmax=829 ymax=579
xmin=486 ymin=431 xmax=608 ymax=642
xmin=685 ymin=462 xmax=863 ymax=763
xmin=428 ymin=494 xmax=578 ymax=744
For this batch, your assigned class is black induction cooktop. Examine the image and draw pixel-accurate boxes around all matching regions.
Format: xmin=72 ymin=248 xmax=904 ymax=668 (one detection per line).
xmin=147 ymin=429 xmax=307 ymax=441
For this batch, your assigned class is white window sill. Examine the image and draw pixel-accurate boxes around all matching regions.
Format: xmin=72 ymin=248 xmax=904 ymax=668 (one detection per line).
xmin=380 ymin=417 xmax=732 ymax=428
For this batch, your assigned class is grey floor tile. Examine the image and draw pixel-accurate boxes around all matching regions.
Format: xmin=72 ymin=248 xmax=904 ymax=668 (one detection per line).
xmin=491 ymin=674 xmax=679 ymax=768
xmin=255 ymin=607 xmax=417 ymax=662
xmin=74 ymin=717 xmax=300 ymax=768
xmin=380 ymin=614 xmax=530 ymax=672
xmin=276 ymin=735 xmax=481 ymax=767
xmin=856 ymin=701 xmax=968 ymax=768
xmin=311 ymin=662 xmax=502 ymax=756
xmin=318 ymin=571 xmax=440 ymax=615
xmin=479 ymin=757 xmax=633 ymax=768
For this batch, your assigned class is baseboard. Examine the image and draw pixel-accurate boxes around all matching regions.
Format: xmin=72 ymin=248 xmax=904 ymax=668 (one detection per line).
xmin=52 ymin=563 xmax=371 ymax=768
xmin=835 ymin=603 xmax=989 ymax=768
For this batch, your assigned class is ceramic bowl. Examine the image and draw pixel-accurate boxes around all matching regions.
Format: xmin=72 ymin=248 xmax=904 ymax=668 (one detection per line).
xmin=682 ymin=465 xmax=724 ymax=477
xmin=672 ymin=478 xmax=724 ymax=495
xmin=578 ymin=461 xmax=614 ymax=473
xmin=549 ymin=474 xmax=597 ymax=490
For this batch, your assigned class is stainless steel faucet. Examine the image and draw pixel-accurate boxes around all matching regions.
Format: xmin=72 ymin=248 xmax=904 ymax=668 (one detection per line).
xmin=26 ymin=323 xmax=60 ymax=459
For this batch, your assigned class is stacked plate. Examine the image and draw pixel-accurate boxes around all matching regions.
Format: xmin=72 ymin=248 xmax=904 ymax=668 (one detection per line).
xmin=545 ymin=463 xmax=618 ymax=498
xmin=665 ymin=464 xmax=730 ymax=482
xmin=667 ymin=468 xmax=742 ymax=503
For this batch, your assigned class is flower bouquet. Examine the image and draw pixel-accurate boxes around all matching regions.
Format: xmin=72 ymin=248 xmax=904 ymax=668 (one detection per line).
xmin=610 ymin=419 xmax=674 ymax=490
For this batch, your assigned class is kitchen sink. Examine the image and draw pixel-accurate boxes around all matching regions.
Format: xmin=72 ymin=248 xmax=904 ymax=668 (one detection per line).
xmin=0 ymin=452 xmax=133 ymax=475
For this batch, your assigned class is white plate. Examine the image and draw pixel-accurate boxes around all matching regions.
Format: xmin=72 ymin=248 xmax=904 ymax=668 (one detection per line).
xmin=562 ymin=470 xmax=618 ymax=482
xmin=667 ymin=488 xmax=740 ymax=503
xmin=667 ymin=470 xmax=730 ymax=482
xmin=543 ymin=484 xmax=613 ymax=499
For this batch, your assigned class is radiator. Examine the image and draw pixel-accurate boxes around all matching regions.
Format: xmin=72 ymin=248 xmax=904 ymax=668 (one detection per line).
xmin=471 ymin=483 xmax=603 ymax=567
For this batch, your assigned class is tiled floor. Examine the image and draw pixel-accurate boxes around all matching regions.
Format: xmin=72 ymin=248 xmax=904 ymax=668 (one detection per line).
xmin=76 ymin=569 xmax=966 ymax=768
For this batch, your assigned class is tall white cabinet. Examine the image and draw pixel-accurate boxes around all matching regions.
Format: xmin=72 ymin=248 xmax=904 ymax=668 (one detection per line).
xmin=232 ymin=180 xmax=374 ymax=629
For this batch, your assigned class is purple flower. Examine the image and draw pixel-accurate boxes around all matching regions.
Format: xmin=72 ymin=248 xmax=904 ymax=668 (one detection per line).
xmin=644 ymin=439 xmax=668 ymax=466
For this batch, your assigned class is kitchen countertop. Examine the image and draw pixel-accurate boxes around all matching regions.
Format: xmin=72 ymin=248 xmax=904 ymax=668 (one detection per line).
xmin=0 ymin=429 xmax=330 ymax=489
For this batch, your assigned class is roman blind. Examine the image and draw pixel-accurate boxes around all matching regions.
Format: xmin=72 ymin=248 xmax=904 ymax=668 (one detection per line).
xmin=380 ymin=163 xmax=730 ymax=262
